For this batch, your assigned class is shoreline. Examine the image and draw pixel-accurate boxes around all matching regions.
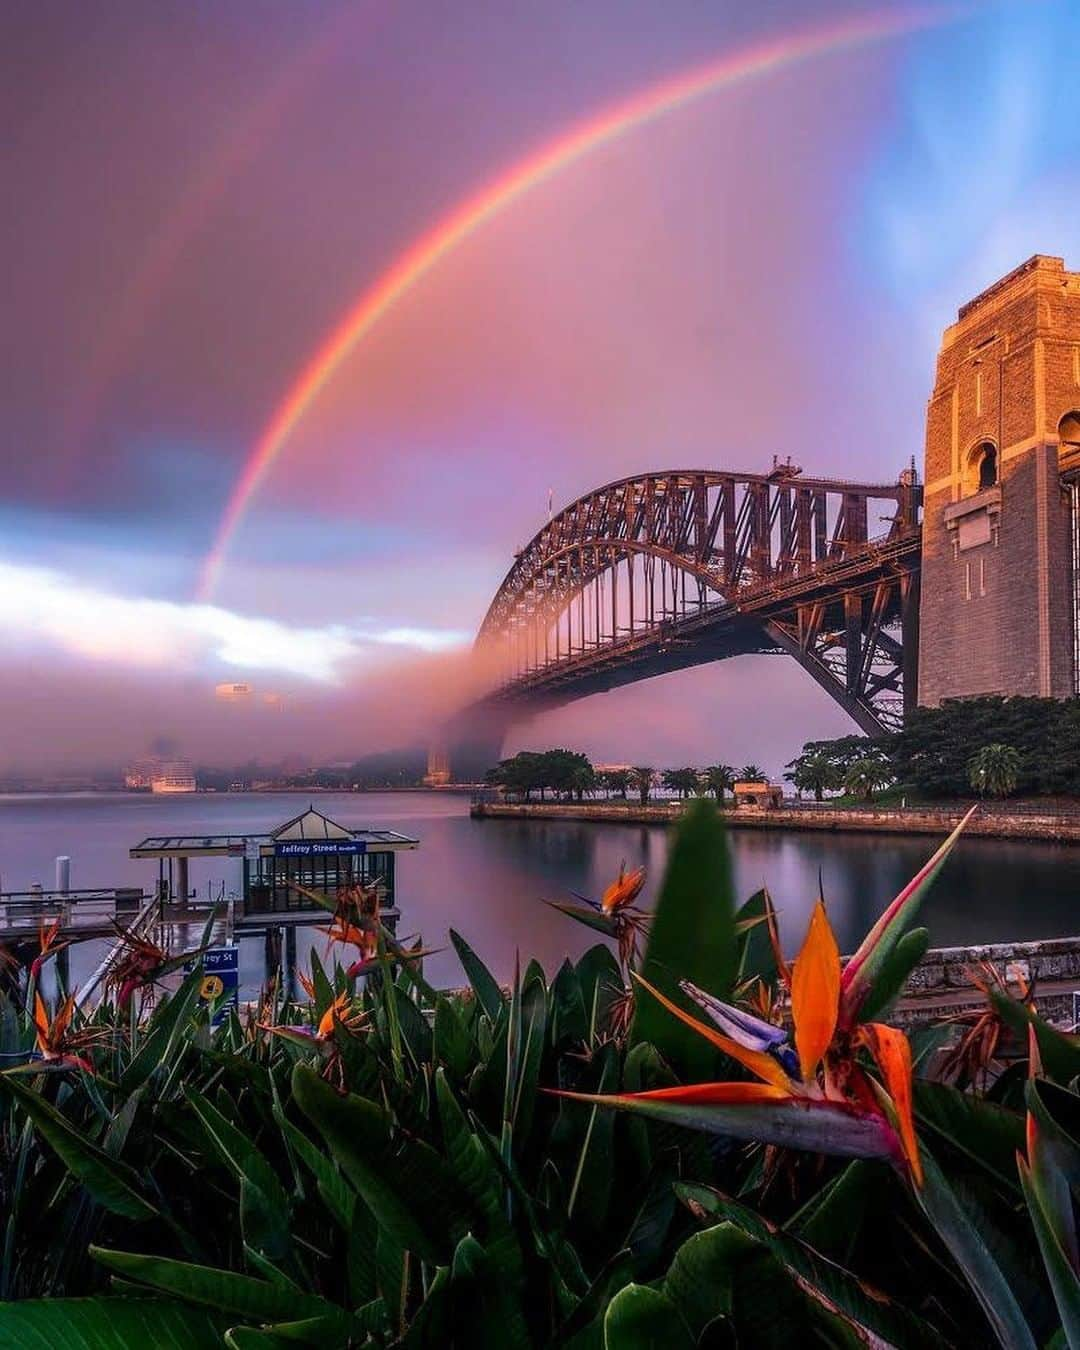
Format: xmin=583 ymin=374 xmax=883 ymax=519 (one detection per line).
xmin=469 ymin=799 xmax=1080 ymax=843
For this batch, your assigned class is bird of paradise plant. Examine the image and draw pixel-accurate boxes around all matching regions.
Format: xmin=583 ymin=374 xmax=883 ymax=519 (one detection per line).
xmin=10 ymin=992 xmax=108 ymax=1074
xmin=546 ymin=862 xmax=649 ymax=972
xmin=554 ymin=807 xmax=978 ymax=1187
xmin=105 ymin=925 xmax=209 ymax=1010
xmin=260 ymin=991 xmax=367 ymax=1085
xmin=29 ymin=916 xmax=70 ymax=982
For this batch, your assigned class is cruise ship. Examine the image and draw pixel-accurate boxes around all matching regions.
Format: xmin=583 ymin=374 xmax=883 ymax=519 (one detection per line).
xmin=150 ymin=759 xmax=198 ymax=794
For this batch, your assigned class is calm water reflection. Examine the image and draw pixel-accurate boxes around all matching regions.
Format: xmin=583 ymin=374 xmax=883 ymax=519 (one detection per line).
xmin=3 ymin=791 xmax=1080 ymax=998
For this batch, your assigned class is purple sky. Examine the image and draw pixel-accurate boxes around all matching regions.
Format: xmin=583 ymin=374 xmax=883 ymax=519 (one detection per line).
xmin=4 ymin=0 xmax=1080 ymax=775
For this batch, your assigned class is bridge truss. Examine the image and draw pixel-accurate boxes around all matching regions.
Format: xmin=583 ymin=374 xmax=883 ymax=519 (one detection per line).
xmin=475 ymin=467 xmax=922 ymax=735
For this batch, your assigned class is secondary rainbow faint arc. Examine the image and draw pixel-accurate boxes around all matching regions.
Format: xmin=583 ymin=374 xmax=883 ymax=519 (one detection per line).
xmin=198 ymin=5 xmax=955 ymax=600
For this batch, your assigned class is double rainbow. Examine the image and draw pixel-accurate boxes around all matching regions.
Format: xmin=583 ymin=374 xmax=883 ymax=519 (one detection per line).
xmin=198 ymin=5 xmax=955 ymax=599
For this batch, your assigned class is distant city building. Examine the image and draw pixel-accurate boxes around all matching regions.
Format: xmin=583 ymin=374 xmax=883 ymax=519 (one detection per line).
xmin=123 ymin=758 xmax=157 ymax=790
xmin=594 ymin=763 xmax=633 ymax=775
xmin=423 ymin=746 xmax=451 ymax=787
xmin=215 ymin=682 xmax=253 ymax=703
xmin=150 ymin=759 xmax=197 ymax=794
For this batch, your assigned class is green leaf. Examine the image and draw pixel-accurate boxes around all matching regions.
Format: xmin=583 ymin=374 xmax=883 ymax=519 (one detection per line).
xmin=273 ymin=1108 xmax=355 ymax=1232
xmin=842 ymin=809 xmax=974 ymax=1021
xmin=630 ymin=800 xmax=736 ymax=1079
xmin=291 ymin=1063 xmax=470 ymax=1264
xmin=551 ymin=959 xmax=588 ymax=1046
xmin=677 ymin=1185 xmax=941 ymax=1347
xmin=568 ymin=1042 xmax=618 ymax=1224
xmin=915 ymin=1146 xmax=1037 ymax=1350
xmin=449 ymin=929 xmax=504 ymax=1022
xmin=915 ymin=1080 xmax=1024 ymax=1188
xmin=603 ymin=1283 xmax=696 ymax=1349
xmin=990 ymin=992 xmax=1080 ymax=1084
xmin=121 ymin=966 xmax=203 ymax=1092
xmin=735 ymin=887 xmax=779 ymax=987
xmin=0 ymin=1075 xmax=156 ymax=1221
xmin=544 ymin=900 xmax=618 ymax=938
xmin=857 ymin=926 xmax=930 ymax=1023
xmin=90 ymin=1249 xmax=351 ymax=1329
xmin=1019 ymin=1155 xmax=1080 ymax=1349
xmin=0 ymin=1297 xmax=228 ymax=1348
xmin=433 ymin=996 xmax=475 ymax=1080
xmin=185 ymin=1087 xmax=292 ymax=1257
xmin=661 ymin=1222 xmax=756 ymax=1338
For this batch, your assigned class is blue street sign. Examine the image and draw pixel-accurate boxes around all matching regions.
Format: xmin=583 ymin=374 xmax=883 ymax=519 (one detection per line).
xmin=273 ymin=840 xmax=366 ymax=857
xmin=191 ymin=944 xmax=239 ymax=1025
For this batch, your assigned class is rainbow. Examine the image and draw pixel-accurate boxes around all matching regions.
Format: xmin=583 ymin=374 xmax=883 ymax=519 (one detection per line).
xmin=198 ymin=5 xmax=956 ymax=599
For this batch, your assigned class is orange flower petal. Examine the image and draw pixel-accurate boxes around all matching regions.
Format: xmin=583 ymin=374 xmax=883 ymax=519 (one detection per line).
xmin=632 ymin=974 xmax=794 ymax=1091
xmin=592 ymin=1081 xmax=790 ymax=1105
xmin=32 ymin=991 xmax=49 ymax=1046
xmin=601 ymin=865 xmax=646 ymax=914
xmin=791 ymin=901 xmax=841 ymax=1081
xmin=859 ymin=1022 xmax=922 ymax=1187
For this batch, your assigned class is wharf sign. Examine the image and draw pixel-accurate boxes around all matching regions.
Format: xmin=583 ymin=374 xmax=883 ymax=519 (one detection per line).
xmin=273 ymin=839 xmax=366 ymax=858
xmin=187 ymin=945 xmax=239 ymax=1026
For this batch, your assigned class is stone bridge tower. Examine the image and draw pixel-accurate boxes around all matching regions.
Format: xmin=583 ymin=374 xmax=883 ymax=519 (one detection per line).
xmin=919 ymin=255 xmax=1080 ymax=706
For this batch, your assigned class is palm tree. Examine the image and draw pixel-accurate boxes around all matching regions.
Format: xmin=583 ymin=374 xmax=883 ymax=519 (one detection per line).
xmin=968 ymin=743 xmax=1021 ymax=798
xmin=629 ymin=766 xmax=654 ymax=806
xmin=738 ymin=764 xmax=765 ymax=782
xmin=703 ymin=763 xmax=736 ymax=804
xmin=662 ymin=767 xmax=701 ymax=799
xmin=844 ymin=758 xmax=894 ymax=802
xmin=785 ymin=752 xmax=840 ymax=802
xmin=604 ymin=768 xmax=632 ymax=800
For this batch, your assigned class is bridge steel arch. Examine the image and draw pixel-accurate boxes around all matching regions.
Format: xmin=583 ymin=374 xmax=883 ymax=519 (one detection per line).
xmin=471 ymin=467 xmax=922 ymax=739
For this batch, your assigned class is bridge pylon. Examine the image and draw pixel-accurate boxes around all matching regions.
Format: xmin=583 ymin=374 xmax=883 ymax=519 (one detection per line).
xmin=919 ymin=255 xmax=1080 ymax=704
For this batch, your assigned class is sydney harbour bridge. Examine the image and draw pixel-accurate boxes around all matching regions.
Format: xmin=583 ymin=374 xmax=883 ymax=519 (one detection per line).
xmin=437 ymin=255 xmax=1080 ymax=780
xmin=443 ymin=463 xmax=924 ymax=779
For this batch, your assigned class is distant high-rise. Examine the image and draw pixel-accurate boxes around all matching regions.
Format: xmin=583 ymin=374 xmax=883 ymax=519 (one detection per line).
xmin=215 ymin=682 xmax=253 ymax=703
xmin=150 ymin=759 xmax=197 ymax=794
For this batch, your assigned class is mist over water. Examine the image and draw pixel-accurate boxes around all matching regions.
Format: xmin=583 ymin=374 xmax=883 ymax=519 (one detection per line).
xmin=3 ymin=791 xmax=1080 ymax=998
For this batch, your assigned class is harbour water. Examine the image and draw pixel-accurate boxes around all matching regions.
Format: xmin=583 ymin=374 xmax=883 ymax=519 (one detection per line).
xmin=3 ymin=790 xmax=1080 ymax=999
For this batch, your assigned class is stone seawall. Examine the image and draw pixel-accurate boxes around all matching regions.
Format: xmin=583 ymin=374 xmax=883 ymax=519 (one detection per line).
xmin=469 ymin=800 xmax=1080 ymax=843
xmin=899 ymin=935 xmax=1080 ymax=1028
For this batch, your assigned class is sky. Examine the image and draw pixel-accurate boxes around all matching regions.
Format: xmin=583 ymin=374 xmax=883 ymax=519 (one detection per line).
xmin=4 ymin=0 xmax=1080 ymax=776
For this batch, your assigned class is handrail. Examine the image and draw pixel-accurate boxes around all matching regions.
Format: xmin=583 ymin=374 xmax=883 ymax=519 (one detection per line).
xmin=75 ymin=894 xmax=163 ymax=1011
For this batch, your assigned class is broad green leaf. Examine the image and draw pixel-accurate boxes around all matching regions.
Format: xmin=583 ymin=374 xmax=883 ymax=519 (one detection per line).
xmin=857 ymin=926 xmax=930 ymax=1023
xmin=604 ymin=1282 xmax=695 ymax=1349
xmin=273 ymin=1108 xmax=356 ymax=1231
xmin=551 ymin=959 xmax=588 ymax=1046
xmin=915 ymin=1081 xmax=1024 ymax=1189
xmin=292 ymin=1063 xmax=470 ymax=1264
xmin=735 ymin=887 xmax=779 ymax=987
xmin=915 ymin=1146 xmax=1037 ymax=1350
xmin=121 ymin=966 xmax=203 ymax=1092
xmin=677 ymin=1184 xmax=941 ymax=1347
xmin=433 ymin=996 xmax=475 ymax=1080
xmin=990 ymin=992 xmax=1080 ymax=1084
xmin=842 ymin=809 xmax=974 ymax=1022
xmin=185 ymin=1087 xmax=291 ymax=1257
xmin=449 ymin=929 xmax=504 ymax=1022
xmin=662 ymin=1222 xmax=757 ymax=1337
xmin=544 ymin=900 xmax=618 ymax=938
xmin=1019 ymin=1156 xmax=1080 ymax=1349
xmin=0 ymin=1075 xmax=156 ymax=1220
xmin=0 ymin=1296 xmax=227 ymax=1348
xmin=90 ymin=1248 xmax=351 ymax=1329
xmin=631 ymin=800 xmax=737 ymax=1079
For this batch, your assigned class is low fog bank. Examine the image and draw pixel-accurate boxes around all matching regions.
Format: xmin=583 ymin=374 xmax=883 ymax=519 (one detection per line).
xmin=0 ymin=647 xmax=492 ymax=775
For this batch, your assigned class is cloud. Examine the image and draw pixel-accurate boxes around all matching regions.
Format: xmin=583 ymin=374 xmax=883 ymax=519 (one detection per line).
xmin=0 ymin=559 xmax=468 ymax=682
